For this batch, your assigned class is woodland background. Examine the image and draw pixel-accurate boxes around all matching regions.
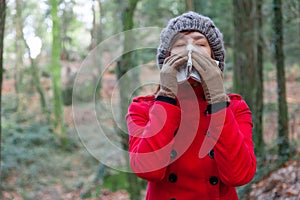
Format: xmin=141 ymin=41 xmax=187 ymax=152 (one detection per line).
xmin=0 ymin=0 xmax=299 ymax=199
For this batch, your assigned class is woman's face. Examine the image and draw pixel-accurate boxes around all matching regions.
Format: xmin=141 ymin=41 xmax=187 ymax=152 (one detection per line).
xmin=169 ymin=31 xmax=213 ymax=58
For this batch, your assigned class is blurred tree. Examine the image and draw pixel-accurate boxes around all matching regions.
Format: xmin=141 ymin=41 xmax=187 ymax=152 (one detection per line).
xmin=282 ymin=0 xmax=300 ymax=65
xmin=232 ymin=0 xmax=265 ymax=160
xmin=253 ymin=0 xmax=265 ymax=159
xmin=50 ymin=0 xmax=65 ymax=137
xmin=60 ymin=0 xmax=82 ymax=60
xmin=185 ymin=0 xmax=194 ymax=11
xmin=24 ymin=37 xmax=50 ymax=123
xmin=14 ymin=0 xmax=24 ymax=112
xmin=91 ymin=0 xmax=97 ymax=49
xmin=91 ymin=0 xmax=104 ymax=49
xmin=0 ymin=0 xmax=6 ymax=197
xmin=90 ymin=0 xmax=103 ymax=99
xmin=135 ymin=0 xmax=185 ymax=27
xmin=232 ymin=1 xmax=256 ymax=101
xmin=96 ymin=0 xmax=104 ymax=43
xmin=193 ymin=0 xmax=206 ymax=13
xmin=116 ymin=1 xmax=143 ymax=199
xmin=14 ymin=0 xmax=50 ymax=122
xmin=273 ymin=0 xmax=290 ymax=160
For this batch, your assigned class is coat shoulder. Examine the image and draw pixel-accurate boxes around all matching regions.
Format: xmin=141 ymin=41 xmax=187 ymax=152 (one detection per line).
xmin=227 ymin=93 xmax=251 ymax=115
xmin=228 ymin=93 xmax=242 ymax=100
xmin=128 ymin=95 xmax=156 ymax=114
xmin=132 ymin=95 xmax=156 ymax=103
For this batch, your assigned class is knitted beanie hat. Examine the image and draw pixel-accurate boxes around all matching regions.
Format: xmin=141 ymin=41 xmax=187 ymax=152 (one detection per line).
xmin=157 ymin=11 xmax=225 ymax=71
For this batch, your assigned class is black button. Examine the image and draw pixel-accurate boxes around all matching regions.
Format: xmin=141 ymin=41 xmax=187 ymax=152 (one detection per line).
xmin=209 ymin=176 xmax=218 ymax=185
xmin=170 ymin=198 xmax=176 ymax=200
xmin=168 ymin=173 xmax=177 ymax=183
xmin=170 ymin=149 xmax=177 ymax=159
xmin=206 ymin=131 xmax=210 ymax=137
xmin=209 ymin=149 xmax=214 ymax=159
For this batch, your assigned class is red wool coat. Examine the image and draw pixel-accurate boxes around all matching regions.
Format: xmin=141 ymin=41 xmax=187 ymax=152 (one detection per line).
xmin=126 ymin=83 xmax=256 ymax=200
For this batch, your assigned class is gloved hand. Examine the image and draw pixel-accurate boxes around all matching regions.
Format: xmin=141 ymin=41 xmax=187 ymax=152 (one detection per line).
xmin=157 ymin=51 xmax=188 ymax=99
xmin=192 ymin=51 xmax=229 ymax=105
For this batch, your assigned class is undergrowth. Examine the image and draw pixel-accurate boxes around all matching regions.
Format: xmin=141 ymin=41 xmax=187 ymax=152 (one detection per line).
xmin=1 ymin=107 xmax=82 ymax=194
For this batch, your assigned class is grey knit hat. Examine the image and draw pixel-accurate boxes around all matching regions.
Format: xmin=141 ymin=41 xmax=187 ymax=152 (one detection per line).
xmin=157 ymin=11 xmax=225 ymax=71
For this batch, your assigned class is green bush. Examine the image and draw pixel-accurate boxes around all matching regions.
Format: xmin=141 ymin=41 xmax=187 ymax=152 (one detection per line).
xmin=1 ymin=122 xmax=58 ymax=179
xmin=1 ymin=118 xmax=80 ymax=181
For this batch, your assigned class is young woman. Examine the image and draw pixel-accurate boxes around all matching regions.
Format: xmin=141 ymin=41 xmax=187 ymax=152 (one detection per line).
xmin=126 ymin=11 xmax=256 ymax=200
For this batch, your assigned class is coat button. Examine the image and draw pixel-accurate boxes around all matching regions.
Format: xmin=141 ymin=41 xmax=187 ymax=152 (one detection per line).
xmin=170 ymin=149 xmax=177 ymax=159
xmin=209 ymin=176 xmax=218 ymax=185
xmin=206 ymin=131 xmax=210 ymax=137
xmin=209 ymin=149 xmax=214 ymax=159
xmin=170 ymin=198 xmax=176 ymax=200
xmin=168 ymin=173 xmax=177 ymax=183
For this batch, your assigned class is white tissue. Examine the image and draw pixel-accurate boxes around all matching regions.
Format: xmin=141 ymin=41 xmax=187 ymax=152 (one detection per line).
xmin=176 ymin=45 xmax=219 ymax=84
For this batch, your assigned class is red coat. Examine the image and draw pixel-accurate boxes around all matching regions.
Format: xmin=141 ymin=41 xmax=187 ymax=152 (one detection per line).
xmin=126 ymin=83 xmax=256 ymax=200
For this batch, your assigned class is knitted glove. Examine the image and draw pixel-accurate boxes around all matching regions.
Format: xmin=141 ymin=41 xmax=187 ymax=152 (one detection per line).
xmin=192 ymin=51 xmax=229 ymax=105
xmin=157 ymin=51 xmax=188 ymax=99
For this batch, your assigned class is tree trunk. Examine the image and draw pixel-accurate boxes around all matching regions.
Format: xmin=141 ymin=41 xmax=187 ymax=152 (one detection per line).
xmin=273 ymin=0 xmax=289 ymax=160
xmin=91 ymin=0 xmax=97 ymax=49
xmin=232 ymin=0 xmax=257 ymax=108
xmin=51 ymin=0 xmax=65 ymax=137
xmin=253 ymin=0 xmax=265 ymax=160
xmin=92 ymin=0 xmax=103 ymax=99
xmin=185 ymin=0 xmax=194 ymax=11
xmin=17 ymin=0 xmax=50 ymax=123
xmin=117 ymin=0 xmax=143 ymax=199
xmin=15 ymin=0 xmax=24 ymax=112
xmin=233 ymin=0 xmax=266 ymax=161
xmin=24 ymin=40 xmax=50 ymax=123
xmin=0 ymin=1 xmax=6 ymax=197
xmin=96 ymin=0 xmax=103 ymax=43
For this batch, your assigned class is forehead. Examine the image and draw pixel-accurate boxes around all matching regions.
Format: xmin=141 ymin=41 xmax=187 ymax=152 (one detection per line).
xmin=173 ymin=31 xmax=207 ymax=41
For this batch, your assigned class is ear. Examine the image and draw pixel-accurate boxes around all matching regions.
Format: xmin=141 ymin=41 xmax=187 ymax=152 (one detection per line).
xmin=166 ymin=50 xmax=171 ymax=57
xmin=210 ymin=48 xmax=215 ymax=59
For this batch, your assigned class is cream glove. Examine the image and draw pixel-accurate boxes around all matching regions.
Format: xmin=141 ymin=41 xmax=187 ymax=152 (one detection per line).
xmin=157 ymin=51 xmax=188 ymax=99
xmin=192 ymin=51 xmax=229 ymax=105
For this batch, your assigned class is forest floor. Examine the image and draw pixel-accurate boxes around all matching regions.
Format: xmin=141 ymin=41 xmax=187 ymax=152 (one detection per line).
xmin=2 ymin=61 xmax=300 ymax=200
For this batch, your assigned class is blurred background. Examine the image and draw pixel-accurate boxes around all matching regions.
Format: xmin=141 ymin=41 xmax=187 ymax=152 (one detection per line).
xmin=0 ymin=0 xmax=299 ymax=199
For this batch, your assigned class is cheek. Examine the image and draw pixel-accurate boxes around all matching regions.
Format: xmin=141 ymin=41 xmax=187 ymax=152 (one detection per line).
xmin=170 ymin=47 xmax=185 ymax=55
xmin=195 ymin=46 xmax=212 ymax=57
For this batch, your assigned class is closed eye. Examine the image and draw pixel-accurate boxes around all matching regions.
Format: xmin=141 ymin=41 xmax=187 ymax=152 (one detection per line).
xmin=174 ymin=43 xmax=185 ymax=47
xmin=195 ymin=43 xmax=206 ymax=47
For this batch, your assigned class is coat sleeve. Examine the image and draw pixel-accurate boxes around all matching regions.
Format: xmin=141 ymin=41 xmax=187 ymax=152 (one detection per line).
xmin=209 ymin=96 xmax=256 ymax=186
xmin=126 ymin=98 xmax=181 ymax=182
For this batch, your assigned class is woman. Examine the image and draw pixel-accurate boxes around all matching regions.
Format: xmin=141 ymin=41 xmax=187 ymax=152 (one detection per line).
xmin=126 ymin=11 xmax=256 ymax=200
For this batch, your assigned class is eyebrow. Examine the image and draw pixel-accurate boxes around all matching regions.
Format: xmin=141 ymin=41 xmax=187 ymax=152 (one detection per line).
xmin=175 ymin=34 xmax=206 ymax=41
xmin=192 ymin=35 xmax=206 ymax=40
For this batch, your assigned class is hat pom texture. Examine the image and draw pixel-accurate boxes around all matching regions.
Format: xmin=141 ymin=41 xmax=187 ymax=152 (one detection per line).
xmin=157 ymin=11 xmax=225 ymax=71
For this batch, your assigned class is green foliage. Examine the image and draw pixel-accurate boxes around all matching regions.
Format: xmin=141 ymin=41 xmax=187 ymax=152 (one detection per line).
xmin=1 ymin=104 xmax=80 ymax=183
xmin=136 ymin=0 xmax=185 ymax=27
xmin=2 ymin=121 xmax=57 ymax=180
xmin=102 ymin=172 xmax=128 ymax=192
